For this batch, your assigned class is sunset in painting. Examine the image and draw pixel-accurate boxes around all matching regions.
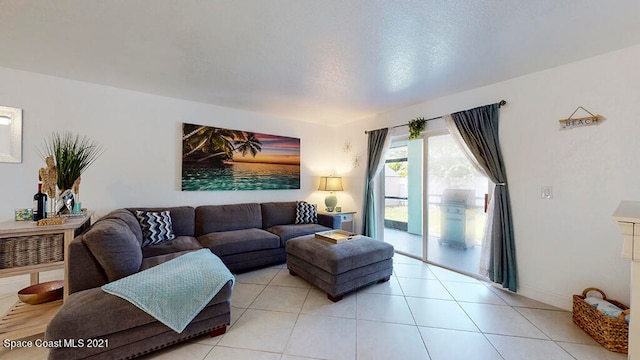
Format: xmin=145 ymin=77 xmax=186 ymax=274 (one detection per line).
xmin=181 ymin=123 xmax=300 ymax=191
xmin=232 ymin=133 xmax=300 ymax=165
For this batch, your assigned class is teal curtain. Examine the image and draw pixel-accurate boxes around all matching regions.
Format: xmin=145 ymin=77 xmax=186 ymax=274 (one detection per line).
xmin=448 ymin=104 xmax=518 ymax=292
xmin=362 ymin=128 xmax=388 ymax=237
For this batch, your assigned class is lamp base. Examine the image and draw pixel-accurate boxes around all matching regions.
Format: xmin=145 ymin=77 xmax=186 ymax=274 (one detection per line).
xmin=324 ymin=194 xmax=337 ymax=212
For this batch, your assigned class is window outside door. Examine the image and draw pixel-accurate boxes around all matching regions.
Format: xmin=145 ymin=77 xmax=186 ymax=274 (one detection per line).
xmin=384 ymin=138 xmax=423 ymax=258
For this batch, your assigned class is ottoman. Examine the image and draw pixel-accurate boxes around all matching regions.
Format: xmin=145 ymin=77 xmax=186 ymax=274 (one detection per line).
xmin=286 ymin=234 xmax=394 ymax=301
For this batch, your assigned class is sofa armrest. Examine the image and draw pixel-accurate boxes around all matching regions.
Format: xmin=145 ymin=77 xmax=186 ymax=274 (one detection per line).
xmin=317 ymin=214 xmax=340 ymax=229
xmin=68 ymin=235 xmax=109 ymax=294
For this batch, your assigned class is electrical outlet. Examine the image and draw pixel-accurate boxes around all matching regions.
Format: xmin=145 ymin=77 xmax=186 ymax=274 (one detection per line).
xmin=541 ymin=185 xmax=553 ymax=199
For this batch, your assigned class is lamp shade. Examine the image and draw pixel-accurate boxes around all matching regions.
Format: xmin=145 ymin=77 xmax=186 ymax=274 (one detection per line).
xmin=318 ymin=176 xmax=343 ymax=192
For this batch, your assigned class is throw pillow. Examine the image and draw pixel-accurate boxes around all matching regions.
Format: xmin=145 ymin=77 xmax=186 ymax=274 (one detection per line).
xmin=295 ymin=201 xmax=317 ymax=224
xmin=135 ymin=210 xmax=176 ymax=247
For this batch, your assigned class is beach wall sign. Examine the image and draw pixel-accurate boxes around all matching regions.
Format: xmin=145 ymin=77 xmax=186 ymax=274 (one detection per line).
xmin=558 ymin=106 xmax=605 ymax=131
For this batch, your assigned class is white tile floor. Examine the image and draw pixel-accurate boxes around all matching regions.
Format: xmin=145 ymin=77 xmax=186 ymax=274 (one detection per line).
xmin=0 ymin=254 xmax=627 ymax=360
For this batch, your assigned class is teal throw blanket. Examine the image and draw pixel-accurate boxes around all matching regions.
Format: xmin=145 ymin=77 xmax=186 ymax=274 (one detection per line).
xmin=102 ymin=249 xmax=234 ymax=333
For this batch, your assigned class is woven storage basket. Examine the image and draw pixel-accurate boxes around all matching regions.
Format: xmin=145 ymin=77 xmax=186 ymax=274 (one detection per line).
xmin=572 ymin=287 xmax=629 ymax=353
xmin=0 ymin=233 xmax=64 ymax=269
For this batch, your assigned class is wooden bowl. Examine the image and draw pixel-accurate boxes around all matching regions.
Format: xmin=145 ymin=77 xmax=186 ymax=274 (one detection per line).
xmin=18 ymin=280 xmax=64 ymax=305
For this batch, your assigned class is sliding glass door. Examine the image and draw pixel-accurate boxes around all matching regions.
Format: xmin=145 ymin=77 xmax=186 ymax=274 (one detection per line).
xmin=383 ymin=131 xmax=489 ymax=277
xmin=425 ymin=132 xmax=489 ymax=276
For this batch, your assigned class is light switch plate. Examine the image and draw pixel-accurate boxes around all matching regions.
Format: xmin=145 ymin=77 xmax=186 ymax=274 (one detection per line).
xmin=541 ymin=185 xmax=553 ymax=199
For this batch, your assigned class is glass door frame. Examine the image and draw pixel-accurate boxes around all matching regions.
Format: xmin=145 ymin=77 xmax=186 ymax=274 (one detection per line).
xmin=421 ymin=128 xmax=447 ymax=262
xmin=381 ymin=129 xmax=445 ymax=262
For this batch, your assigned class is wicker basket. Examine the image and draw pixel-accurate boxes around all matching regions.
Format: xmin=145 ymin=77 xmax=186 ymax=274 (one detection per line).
xmin=0 ymin=233 xmax=64 ymax=269
xmin=572 ymin=287 xmax=629 ymax=353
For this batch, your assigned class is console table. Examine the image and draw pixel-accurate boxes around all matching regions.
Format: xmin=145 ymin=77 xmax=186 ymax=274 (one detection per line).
xmin=612 ymin=201 xmax=640 ymax=359
xmin=0 ymin=214 xmax=92 ymax=340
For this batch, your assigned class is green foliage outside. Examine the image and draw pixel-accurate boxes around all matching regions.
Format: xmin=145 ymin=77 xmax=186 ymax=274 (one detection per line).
xmin=388 ymin=162 xmax=408 ymax=177
xmin=386 ymin=136 xmax=482 ymax=189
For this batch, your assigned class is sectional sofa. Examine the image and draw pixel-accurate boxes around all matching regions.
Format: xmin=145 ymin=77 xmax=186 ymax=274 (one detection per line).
xmin=45 ymin=201 xmax=336 ymax=360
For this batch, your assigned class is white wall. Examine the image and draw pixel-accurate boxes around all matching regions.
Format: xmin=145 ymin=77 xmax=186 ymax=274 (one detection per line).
xmin=343 ymin=44 xmax=640 ymax=309
xmin=2 ymin=44 xmax=638 ymax=310
xmin=0 ymin=67 xmax=346 ymax=220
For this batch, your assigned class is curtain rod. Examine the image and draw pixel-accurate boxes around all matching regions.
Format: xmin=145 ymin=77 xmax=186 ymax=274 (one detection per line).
xmin=364 ymin=99 xmax=507 ymax=134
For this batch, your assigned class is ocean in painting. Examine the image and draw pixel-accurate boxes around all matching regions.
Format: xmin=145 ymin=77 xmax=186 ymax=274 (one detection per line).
xmin=182 ymin=162 xmax=300 ymax=191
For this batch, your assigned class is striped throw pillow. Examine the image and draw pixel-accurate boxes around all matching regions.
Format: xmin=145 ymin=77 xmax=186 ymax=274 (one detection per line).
xmin=295 ymin=201 xmax=317 ymax=224
xmin=135 ymin=210 xmax=176 ymax=247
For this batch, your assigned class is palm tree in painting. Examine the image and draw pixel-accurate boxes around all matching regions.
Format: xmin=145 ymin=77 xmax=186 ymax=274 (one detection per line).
xmin=234 ymin=132 xmax=262 ymax=158
xmin=182 ymin=124 xmax=263 ymax=165
xmin=182 ymin=124 xmax=243 ymax=164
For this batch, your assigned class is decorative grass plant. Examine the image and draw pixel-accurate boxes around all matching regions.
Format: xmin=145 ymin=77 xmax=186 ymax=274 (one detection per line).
xmin=39 ymin=132 xmax=105 ymax=191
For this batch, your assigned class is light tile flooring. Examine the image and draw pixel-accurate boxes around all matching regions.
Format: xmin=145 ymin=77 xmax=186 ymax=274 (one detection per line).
xmin=384 ymin=228 xmax=482 ymax=276
xmin=0 ymin=254 xmax=627 ymax=360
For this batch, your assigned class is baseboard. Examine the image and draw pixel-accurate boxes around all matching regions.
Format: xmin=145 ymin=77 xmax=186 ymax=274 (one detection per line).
xmin=517 ymin=282 xmax=573 ymax=311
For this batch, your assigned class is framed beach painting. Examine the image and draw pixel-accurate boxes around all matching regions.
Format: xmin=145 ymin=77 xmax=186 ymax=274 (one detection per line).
xmin=181 ymin=123 xmax=300 ymax=191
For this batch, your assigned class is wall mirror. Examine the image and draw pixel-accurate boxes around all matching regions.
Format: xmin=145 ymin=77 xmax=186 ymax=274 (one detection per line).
xmin=0 ymin=105 xmax=23 ymax=163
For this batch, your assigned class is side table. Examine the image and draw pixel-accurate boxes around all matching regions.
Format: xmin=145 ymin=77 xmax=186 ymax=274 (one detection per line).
xmin=0 ymin=214 xmax=92 ymax=340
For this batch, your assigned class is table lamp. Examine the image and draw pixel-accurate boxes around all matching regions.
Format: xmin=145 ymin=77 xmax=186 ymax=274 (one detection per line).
xmin=318 ymin=176 xmax=343 ymax=212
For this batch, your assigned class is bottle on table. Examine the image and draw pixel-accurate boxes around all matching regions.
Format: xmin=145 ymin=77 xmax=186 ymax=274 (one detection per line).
xmin=33 ymin=182 xmax=48 ymax=221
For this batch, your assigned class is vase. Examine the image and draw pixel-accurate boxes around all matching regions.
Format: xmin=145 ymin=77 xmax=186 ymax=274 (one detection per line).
xmin=57 ymin=189 xmax=75 ymax=215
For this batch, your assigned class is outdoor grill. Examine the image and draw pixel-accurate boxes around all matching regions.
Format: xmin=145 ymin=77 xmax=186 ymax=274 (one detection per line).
xmin=439 ymin=189 xmax=475 ymax=249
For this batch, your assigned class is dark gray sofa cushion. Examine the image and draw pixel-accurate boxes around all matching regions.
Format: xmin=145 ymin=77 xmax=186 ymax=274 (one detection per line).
xmin=198 ymin=228 xmax=280 ymax=257
xmin=266 ymin=223 xmax=332 ymax=244
xmin=261 ymin=201 xmax=297 ymax=228
xmin=219 ymin=248 xmax=286 ymax=273
xmin=127 ymin=206 xmax=195 ymax=237
xmin=195 ymin=203 xmax=262 ymax=235
xmin=101 ymin=209 xmax=144 ymax=245
xmin=68 ymin=237 xmax=110 ymax=294
xmin=82 ymin=218 xmax=143 ymax=282
xmin=141 ymin=236 xmax=203 ymax=258
xmin=140 ymin=249 xmax=205 ymax=271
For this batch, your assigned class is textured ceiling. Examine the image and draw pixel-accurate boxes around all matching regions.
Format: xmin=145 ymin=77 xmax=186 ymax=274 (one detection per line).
xmin=0 ymin=0 xmax=639 ymax=125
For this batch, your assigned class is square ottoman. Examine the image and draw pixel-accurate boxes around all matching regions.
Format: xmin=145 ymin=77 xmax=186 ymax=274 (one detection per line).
xmin=285 ymin=234 xmax=394 ymax=301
